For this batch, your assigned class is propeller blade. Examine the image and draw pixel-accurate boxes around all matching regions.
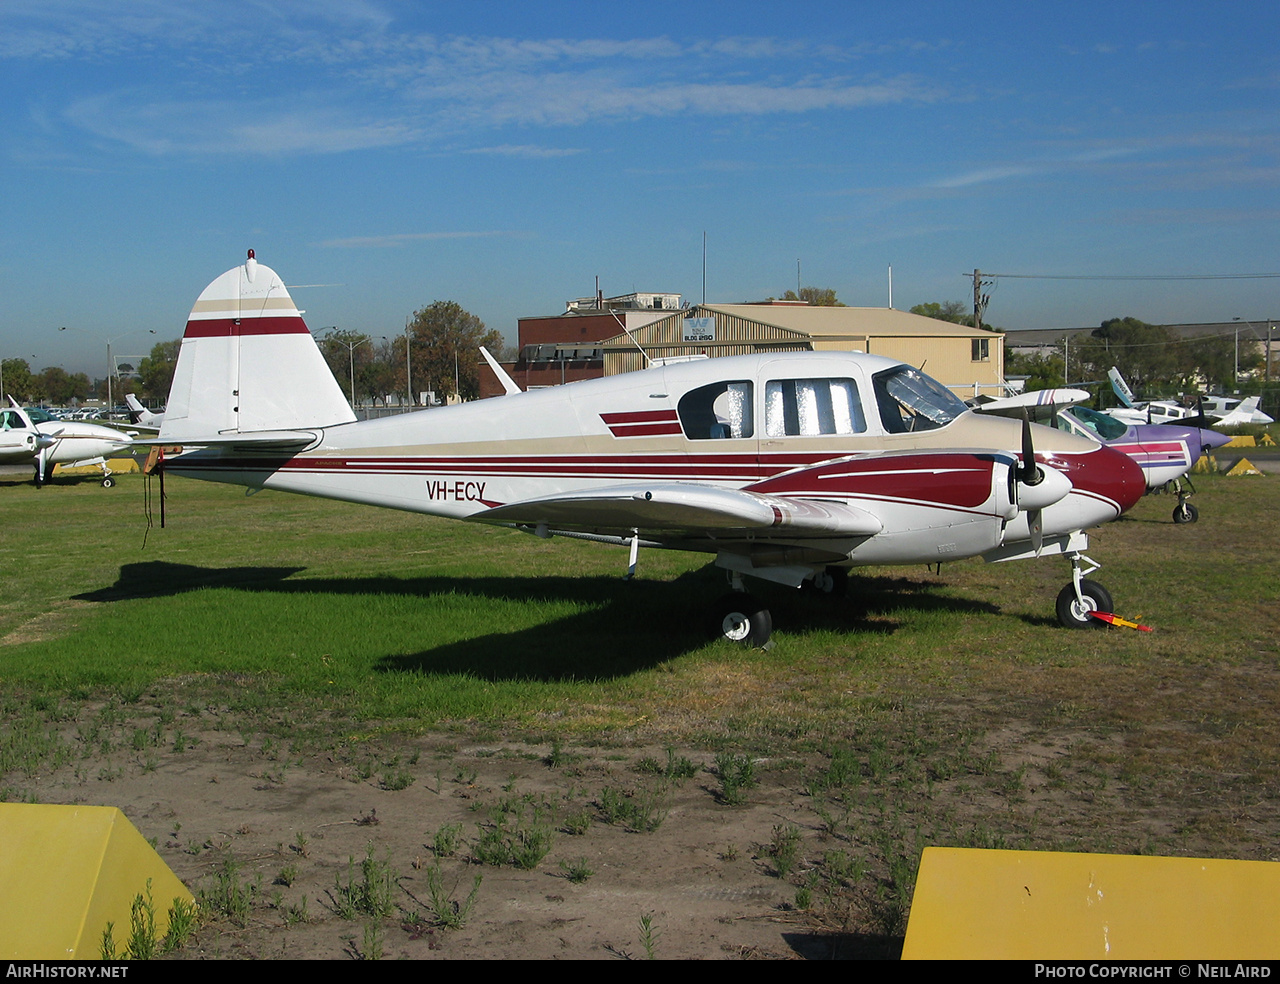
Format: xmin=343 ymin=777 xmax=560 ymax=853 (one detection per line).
xmin=1019 ymin=409 xmax=1043 ymax=487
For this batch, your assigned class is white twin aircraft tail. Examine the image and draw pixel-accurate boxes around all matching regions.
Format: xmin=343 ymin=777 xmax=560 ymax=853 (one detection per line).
xmin=160 ymin=250 xmax=355 ymax=444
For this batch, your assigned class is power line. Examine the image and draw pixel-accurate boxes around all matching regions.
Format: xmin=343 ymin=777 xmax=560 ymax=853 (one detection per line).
xmin=963 ymin=272 xmax=1280 ymax=281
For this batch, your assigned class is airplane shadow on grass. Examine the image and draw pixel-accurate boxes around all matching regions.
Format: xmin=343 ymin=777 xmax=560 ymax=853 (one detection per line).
xmin=76 ymin=561 xmax=1001 ymax=682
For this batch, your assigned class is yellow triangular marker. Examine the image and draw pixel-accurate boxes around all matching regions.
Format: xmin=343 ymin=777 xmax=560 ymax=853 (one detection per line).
xmin=1225 ymin=457 xmax=1263 ymax=476
xmin=903 ymin=846 xmax=1280 ymax=959
xmin=0 ymin=804 xmax=193 ymax=959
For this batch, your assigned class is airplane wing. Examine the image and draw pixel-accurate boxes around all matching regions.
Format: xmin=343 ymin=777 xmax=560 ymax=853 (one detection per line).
xmin=479 ymin=482 xmax=883 ymax=538
xmin=971 ymin=388 xmax=1091 ymax=421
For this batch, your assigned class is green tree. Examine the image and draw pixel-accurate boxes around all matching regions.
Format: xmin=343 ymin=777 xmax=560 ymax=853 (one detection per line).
xmin=317 ymin=329 xmax=373 ymax=405
xmin=1074 ymin=317 xmax=1179 ymax=400
xmin=138 ymin=340 xmax=182 ymax=403
xmin=407 ymin=301 xmax=504 ymax=402
xmin=1005 ymin=351 xmax=1065 ymax=391
xmin=909 ymin=300 xmax=969 ymax=324
xmin=36 ymin=366 xmax=91 ymax=405
xmin=1 ymin=358 xmax=33 ymax=401
xmin=909 ymin=300 xmax=1001 ymax=331
xmin=782 ymin=287 xmax=845 ymax=307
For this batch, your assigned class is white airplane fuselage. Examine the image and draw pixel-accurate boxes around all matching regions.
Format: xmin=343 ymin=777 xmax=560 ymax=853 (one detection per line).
xmin=165 ymin=352 xmax=1142 ymax=570
xmin=153 ymin=252 xmax=1146 ymax=641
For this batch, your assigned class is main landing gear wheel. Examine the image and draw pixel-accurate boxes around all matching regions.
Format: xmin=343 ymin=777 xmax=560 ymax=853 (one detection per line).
xmin=101 ymin=476 xmax=115 ymax=488
xmin=709 ymin=593 xmax=773 ymax=648
xmin=1173 ymin=501 xmax=1198 ymax=524
xmin=808 ymin=566 xmax=849 ymax=598
xmin=1055 ymin=579 xmax=1113 ymax=630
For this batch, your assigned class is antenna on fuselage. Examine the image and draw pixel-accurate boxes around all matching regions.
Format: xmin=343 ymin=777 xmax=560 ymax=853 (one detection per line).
xmin=609 ymin=310 xmax=653 ymax=369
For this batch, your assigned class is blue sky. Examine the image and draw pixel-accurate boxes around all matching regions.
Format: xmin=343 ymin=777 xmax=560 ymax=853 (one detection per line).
xmin=4 ymin=0 xmax=1277 ymax=376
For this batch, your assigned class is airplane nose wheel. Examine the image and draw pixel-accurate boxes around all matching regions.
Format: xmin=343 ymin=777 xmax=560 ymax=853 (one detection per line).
xmin=1055 ymin=579 xmax=1112 ymax=629
xmin=709 ymin=593 xmax=773 ymax=648
xmin=1172 ymin=501 xmax=1198 ymax=524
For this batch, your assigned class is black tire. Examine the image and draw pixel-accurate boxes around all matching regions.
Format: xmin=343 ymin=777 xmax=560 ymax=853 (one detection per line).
xmin=102 ymin=476 xmax=115 ymax=488
xmin=1173 ymin=501 xmax=1198 ymax=524
xmin=819 ymin=566 xmax=849 ymax=598
xmin=1055 ymin=580 xmax=1113 ymax=630
xmin=709 ymin=593 xmax=773 ymax=648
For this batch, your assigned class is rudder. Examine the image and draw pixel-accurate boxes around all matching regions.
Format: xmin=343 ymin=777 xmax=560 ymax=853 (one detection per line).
xmin=161 ymin=250 xmax=356 ymax=441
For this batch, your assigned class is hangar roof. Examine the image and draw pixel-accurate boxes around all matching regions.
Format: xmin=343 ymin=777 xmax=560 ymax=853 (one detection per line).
xmin=699 ymin=304 xmax=999 ymax=338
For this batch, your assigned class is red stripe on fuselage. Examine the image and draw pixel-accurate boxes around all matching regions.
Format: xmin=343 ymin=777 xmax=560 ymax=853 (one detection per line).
xmin=183 ymin=317 xmax=311 ymax=338
xmin=600 ymin=410 xmax=679 ymax=424
xmin=746 ymin=453 xmax=998 ymax=509
xmin=606 ymin=423 xmax=685 ymax=438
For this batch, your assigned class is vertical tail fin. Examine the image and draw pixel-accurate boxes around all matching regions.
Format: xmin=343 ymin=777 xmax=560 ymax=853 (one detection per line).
xmin=1108 ymin=366 xmax=1136 ymax=408
xmin=160 ymin=251 xmax=356 ymax=441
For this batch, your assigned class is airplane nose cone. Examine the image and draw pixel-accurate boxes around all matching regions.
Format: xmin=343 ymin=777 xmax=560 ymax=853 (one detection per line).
xmin=1068 ymin=444 xmax=1146 ymax=516
xmin=1199 ymin=428 xmax=1233 ymax=452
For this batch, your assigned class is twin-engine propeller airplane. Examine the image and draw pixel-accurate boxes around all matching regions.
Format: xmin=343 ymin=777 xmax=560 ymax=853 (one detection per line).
xmin=152 ymin=251 xmax=1145 ymax=647
xmin=1 ymin=398 xmax=134 ymax=487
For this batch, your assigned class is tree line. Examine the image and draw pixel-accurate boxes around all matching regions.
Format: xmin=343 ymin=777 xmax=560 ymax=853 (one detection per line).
xmin=5 ymin=300 xmax=507 ymax=408
xmin=913 ymin=300 xmax=1267 ymax=400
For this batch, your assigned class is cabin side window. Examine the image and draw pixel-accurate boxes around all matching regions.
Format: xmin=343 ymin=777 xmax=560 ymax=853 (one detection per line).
xmin=763 ymin=378 xmax=866 ymax=437
xmin=677 ymin=381 xmax=754 ymax=440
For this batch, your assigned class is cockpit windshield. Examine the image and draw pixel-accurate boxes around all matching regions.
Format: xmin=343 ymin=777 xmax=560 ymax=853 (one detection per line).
xmin=24 ymin=408 xmax=58 ymax=424
xmin=871 ymin=365 xmax=969 ymax=433
xmin=1061 ymin=405 xmax=1128 ymax=441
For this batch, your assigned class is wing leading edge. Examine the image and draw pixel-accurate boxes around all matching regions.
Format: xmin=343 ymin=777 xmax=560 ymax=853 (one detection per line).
xmin=479 ymin=482 xmax=884 ymax=538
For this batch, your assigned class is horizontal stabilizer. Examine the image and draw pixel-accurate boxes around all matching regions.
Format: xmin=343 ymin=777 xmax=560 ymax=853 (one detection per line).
xmin=481 ymin=482 xmax=883 ymax=538
xmin=134 ymin=430 xmax=320 ymax=450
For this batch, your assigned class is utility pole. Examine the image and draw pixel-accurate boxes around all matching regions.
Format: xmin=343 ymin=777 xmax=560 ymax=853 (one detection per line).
xmin=972 ymin=269 xmax=993 ymax=330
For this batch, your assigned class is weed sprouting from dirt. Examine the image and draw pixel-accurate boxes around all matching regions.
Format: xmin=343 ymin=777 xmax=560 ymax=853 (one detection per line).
xmin=431 ymin=821 xmax=464 ymax=858
xmin=100 ymin=882 xmax=199 ymax=959
xmin=597 ymin=780 xmax=671 ymax=832
xmin=421 ymin=861 xmax=482 ymax=929
xmin=199 ymin=859 xmax=259 ymax=926
xmin=332 ymin=845 xmax=399 ymax=919
xmin=714 ymin=752 xmax=757 ymax=806
xmin=767 ymin=823 xmax=803 ymax=877
xmin=638 ymin=912 xmax=659 ymax=960
xmin=559 ymin=857 xmax=594 ymax=883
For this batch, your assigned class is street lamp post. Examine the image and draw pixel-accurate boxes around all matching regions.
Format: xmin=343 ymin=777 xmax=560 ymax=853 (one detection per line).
xmin=59 ymin=327 xmax=156 ymax=413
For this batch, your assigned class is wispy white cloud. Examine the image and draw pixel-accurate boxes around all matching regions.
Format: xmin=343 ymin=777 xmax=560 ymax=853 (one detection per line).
xmin=463 ymin=144 xmax=585 ymax=158
xmin=62 ymin=91 xmax=417 ymax=156
xmin=3 ymin=5 xmax=953 ymax=158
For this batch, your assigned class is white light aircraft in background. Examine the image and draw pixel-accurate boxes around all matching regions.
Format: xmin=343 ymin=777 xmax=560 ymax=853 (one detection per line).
xmin=1 ymin=398 xmax=134 ymax=487
xmin=1104 ymin=366 xmax=1274 ymax=429
xmin=152 ymin=252 xmax=1146 ymax=647
xmin=1204 ymin=395 xmax=1274 ymax=428
xmin=125 ymin=393 xmax=165 ymax=430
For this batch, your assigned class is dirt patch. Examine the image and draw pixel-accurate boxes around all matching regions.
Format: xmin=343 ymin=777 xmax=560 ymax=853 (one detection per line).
xmin=14 ymin=657 xmax=1280 ymax=960
xmin=22 ymin=725 xmax=885 ymax=960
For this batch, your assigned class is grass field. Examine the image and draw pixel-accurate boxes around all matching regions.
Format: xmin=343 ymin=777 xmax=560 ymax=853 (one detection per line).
xmin=3 ymin=469 xmax=1276 ymax=733
xmin=2 ymin=467 xmax=1278 ymax=957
